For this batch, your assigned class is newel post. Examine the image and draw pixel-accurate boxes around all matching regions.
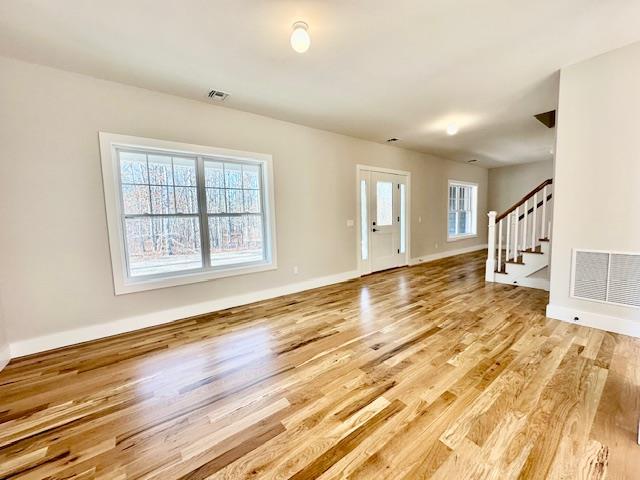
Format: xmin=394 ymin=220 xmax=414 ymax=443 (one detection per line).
xmin=486 ymin=211 xmax=497 ymax=282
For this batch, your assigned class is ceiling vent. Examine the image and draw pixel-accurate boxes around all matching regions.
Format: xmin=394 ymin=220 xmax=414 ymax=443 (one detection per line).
xmin=571 ymin=249 xmax=640 ymax=308
xmin=534 ymin=110 xmax=556 ymax=128
xmin=386 ymin=138 xmax=399 ymax=143
xmin=208 ymin=90 xmax=229 ymax=102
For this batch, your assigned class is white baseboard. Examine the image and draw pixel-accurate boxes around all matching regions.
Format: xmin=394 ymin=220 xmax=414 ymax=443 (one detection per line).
xmin=546 ymin=303 xmax=640 ymax=338
xmin=0 ymin=344 xmax=9 ymax=371
xmin=495 ymin=274 xmax=550 ymax=291
xmin=10 ymin=269 xmax=360 ymax=358
xmin=410 ymin=244 xmax=487 ymax=266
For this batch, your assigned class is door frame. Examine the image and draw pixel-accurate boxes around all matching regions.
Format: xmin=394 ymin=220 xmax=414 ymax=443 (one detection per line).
xmin=356 ymin=164 xmax=411 ymax=275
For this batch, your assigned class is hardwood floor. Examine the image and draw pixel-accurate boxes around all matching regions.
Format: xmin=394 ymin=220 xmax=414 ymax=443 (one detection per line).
xmin=1 ymin=251 xmax=639 ymax=479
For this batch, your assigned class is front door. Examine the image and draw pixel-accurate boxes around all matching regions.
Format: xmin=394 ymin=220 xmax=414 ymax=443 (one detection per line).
xmin=368 ymin=171 xmax=407 ymax=272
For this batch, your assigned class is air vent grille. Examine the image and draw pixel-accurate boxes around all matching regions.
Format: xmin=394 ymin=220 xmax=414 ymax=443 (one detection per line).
xmin=573 ymin=251 xmax=608 ymax=301
xmin=571 ymin=249 xmax=640 ymax=308
xmin=208 ymin=90 xmax=229 ymax=102
xmin=608 ymin=254 xmax=640 ymax=307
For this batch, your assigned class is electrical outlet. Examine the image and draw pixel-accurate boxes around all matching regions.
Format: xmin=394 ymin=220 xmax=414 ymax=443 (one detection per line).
xmin=346 ymin=219 xmax=354 ymax=227
xmin=293 ymin=266 xmax=299 ymax=274
xmin=418 ymin=216 xmax=422 ymax=223
xmin=435 ymin=242 xmax=439 ymax=248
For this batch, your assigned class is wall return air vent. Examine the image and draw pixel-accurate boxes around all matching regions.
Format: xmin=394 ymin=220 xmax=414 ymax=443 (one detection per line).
xmin=571 ymin=249 xmax=640 ymax=308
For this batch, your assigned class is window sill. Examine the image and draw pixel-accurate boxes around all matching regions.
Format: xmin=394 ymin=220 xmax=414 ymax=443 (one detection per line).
xmin=447 ymin=234 xmax=478 ymax=243
xmin=115 ymin=261 xmax=277 ymax=295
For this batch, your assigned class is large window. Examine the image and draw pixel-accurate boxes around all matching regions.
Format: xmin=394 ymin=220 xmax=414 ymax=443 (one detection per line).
xmin=100 ymin=133 xmax=276 ymax=294
xmin=448 ymin=181 xmax=478 ymax=240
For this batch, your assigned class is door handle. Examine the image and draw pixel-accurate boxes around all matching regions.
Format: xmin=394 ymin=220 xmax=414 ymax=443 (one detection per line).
xmin=372 ymin=228 xmax=378 ymax=232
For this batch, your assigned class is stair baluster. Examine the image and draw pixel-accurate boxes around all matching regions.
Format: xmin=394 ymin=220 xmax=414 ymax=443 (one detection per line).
xmin=506 ymin=213 xmax=511 ymax=263
xmin=531 ymin=191 xmax=537 ymax=251
xmin=497 ymin=219 xmax=502 ymax=272
xmin=541 ymin=185 xmax=547 ymax=239
xmin=513 ymin=207 xmax=520 ymax=262
xmin=522 ymin=199 xmax=528 ymax=253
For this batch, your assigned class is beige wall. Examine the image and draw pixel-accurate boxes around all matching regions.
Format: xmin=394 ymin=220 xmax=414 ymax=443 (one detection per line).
xmin=488 ymin=160 xmax=554 ymax=213
xmin=549 ymin=41 xmax=640 ymax=328
xmin=0 ymin=56 xmax=487 ymax=345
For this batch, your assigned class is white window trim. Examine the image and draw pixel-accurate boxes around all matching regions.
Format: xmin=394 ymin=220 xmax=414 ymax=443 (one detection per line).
xmin=99 ymin=132 xmax=277 ymax=295
xmin=447 ymin=179 xmax=478 ymax=242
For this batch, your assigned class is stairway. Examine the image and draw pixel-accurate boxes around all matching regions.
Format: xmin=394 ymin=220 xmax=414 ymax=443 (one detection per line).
xmin=485 ymin=179 xmax=553 ymax=291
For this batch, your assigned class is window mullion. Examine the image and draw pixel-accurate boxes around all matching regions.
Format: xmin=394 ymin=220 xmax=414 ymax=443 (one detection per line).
xmin=196 ymin=156 xmax=211 ymax=269
xmin=146 ymin=153 xmax=153 ymax=214
xmin=171 ymin=157 xmax=178 ymax=215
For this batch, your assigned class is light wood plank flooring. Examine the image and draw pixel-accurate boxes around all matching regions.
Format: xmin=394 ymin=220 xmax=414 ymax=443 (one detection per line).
xmin=1 ymin=251 xmax=639 ymax=479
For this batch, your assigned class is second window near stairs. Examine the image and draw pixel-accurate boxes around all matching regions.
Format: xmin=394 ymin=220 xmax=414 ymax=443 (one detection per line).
xmin=448 ymin=180 xmax=478 ymax=240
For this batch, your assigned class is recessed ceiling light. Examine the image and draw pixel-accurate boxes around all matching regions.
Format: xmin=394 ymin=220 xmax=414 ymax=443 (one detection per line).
xmin=446 ymin=124 xmax=459 ymax=136
xmin=290 ymin=21 xmax=311 ymax=53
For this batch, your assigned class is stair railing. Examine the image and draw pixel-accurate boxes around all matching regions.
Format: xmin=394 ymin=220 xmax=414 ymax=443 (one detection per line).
xmin=486 ymin=179 xmax=553 ymax=282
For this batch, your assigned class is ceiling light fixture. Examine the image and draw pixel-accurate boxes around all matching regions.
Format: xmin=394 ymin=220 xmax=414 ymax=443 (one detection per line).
xmin=446 ymin=124 xmax=459 ymax=136
xmin=290 ymin=21 xmax=311 ymax=53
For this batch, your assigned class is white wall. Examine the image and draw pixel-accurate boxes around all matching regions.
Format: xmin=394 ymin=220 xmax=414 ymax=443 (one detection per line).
xmin=548 ymin=41 xmax=640 ymax=335
xmin=0 ymin=56 xmax=487 ymax=354
xmin=488 ymin=160 xmax=554 ymax=213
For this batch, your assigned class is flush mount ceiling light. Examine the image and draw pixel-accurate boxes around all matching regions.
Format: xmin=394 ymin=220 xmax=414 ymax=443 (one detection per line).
xmin=290 ymin=21 xmax=311 ymax=53
xmin=446 ymin=124 xmax=459 ymax=136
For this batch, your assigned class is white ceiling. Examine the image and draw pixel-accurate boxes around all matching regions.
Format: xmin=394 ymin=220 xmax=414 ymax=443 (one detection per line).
xmin=1 ymin=0 xmax=640 ymax=167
